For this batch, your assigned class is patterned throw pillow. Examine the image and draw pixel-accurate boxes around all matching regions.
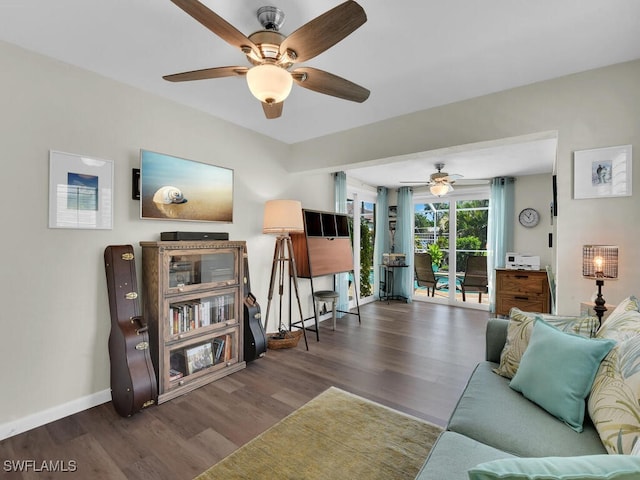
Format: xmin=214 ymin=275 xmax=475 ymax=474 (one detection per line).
xmin=493 ymin=308 xmax=599 ymax=379
xmin=608 ymin=295 xmax=640 ymax=316
xmin=597 ymin=296 xmax=640 ymax=340
xmin=632 ymin=438 xmax=640 ymax=456
xmin=588 ymin=305 xmax=640 ymax=454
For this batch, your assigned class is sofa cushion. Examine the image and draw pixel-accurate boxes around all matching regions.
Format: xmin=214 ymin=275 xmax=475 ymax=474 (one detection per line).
xmin=414 ymin=431 xmax=514 ymax=480
xmin=448 ymin=362 xmax=607 ymax=457
xmin=589 ymin=307 xmax=640 ymax=454
xmin=468 ymin=455 xmax=640 ymax=480
xmin=493 ymin=308 xmax=598 ymax=378
xmin=509 ymin=319 xmax=615 ymax=433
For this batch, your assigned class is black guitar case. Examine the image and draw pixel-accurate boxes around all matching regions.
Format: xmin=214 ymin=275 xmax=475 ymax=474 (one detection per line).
xmin=243 ymin=246 xmax=267 ymax=361
xmin=104 ymin=245 xmax=157 ymax=416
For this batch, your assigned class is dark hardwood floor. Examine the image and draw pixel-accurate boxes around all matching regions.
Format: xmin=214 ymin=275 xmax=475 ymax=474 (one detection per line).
xmin=0 ymin=301 xmax=489 ymax=479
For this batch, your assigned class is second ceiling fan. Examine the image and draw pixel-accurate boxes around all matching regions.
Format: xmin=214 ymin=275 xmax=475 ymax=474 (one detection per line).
xmin=402 ymin=163 xmax=464 ymax=197
xmin=163 ymin=0 xmax=370 ymax=119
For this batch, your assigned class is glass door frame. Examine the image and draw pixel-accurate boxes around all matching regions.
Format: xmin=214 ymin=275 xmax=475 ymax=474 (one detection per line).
xmin=347 ymin=183 xmax=377 ymax=306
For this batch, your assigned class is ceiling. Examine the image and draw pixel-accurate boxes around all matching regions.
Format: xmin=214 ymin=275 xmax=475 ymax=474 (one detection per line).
xmin=345 ymin=133 xmax=559 ymax=190
xmin=1 ymin=1 xmax=639 ymax=185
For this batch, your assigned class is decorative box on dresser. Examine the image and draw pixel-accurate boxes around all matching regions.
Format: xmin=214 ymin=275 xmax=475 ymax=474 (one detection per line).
xmin=495 ymin=268 xmax=551 ymax=317
xmin=140 ymin=240 xmax=246 ymax=404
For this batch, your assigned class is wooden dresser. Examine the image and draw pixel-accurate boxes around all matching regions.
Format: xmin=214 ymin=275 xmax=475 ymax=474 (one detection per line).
xmin=495 ymin=268 xmax=550 ymax=316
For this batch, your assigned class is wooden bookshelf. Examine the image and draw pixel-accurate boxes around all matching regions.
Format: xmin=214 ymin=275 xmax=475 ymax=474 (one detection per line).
xmin=140 ymin=240 xmax=246 ymax=404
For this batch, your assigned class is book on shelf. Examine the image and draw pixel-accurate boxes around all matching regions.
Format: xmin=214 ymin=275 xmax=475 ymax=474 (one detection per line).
xmin=213 ymin=337 xmax=225 ymax=363
xmin=168 ymin=295 xmax=235 ymax=335
xmin=224 ymin=333 xmax=232 ymax=362
xmin=212 ymin=295 xmax=233 ymax=324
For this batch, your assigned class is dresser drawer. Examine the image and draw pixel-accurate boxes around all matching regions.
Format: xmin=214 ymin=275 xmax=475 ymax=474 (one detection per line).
xmin=496 ymin=294 xmax=548 ymax=317
xmin=496 ymin=271 xmax=547 ymax=295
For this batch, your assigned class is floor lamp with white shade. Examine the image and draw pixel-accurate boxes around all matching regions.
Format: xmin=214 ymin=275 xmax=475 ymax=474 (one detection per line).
xmin=263 ymin=199 xmax=308 ymax=350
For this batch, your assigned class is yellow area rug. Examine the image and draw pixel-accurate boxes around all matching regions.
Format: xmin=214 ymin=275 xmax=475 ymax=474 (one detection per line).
xmin=195 ymin=386 xmax=442 ymax=480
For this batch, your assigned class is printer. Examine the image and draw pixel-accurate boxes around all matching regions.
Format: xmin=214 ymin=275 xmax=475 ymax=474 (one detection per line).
xmin=505 ymin=252 xmax=541 ymax=270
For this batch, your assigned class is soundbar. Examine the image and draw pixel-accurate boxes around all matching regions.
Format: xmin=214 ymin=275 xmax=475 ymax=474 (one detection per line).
xmin=160 ymin=232 xmax=229 ymax=241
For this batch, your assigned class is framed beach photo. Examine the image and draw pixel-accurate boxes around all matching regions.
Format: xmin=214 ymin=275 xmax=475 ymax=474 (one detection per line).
xmin=48 ymin=150 xmax=113 ymax=229
xmin=139 ymin=149 xmax=234 ymax=222
xmin=573 ymin=145 xmax=632 ymax=199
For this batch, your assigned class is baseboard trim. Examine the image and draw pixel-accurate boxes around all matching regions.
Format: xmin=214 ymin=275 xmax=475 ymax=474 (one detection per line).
xmin=0 ymin=389 xmax=111 ymax=441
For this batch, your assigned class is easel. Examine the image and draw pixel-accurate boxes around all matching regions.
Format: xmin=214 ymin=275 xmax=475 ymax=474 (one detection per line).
xmin=264 ymin=235 xmax=308 ymax=350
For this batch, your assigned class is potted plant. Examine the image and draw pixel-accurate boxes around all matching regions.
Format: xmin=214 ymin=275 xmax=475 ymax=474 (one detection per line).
xmin=427 ymin=243 xmax=443 ymax=270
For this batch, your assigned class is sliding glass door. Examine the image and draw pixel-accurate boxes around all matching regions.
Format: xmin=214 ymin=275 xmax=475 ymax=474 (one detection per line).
xmin=414 ymin=191 xmax=489 ymax=309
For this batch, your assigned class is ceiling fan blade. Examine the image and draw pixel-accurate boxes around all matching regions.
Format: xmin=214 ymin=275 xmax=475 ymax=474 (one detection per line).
xmin=443 ymin=174 xmax=463 ymax=181
xmin=292 ymin=67 xmax=369 ymax=102
xmin=163 ymin=66 xmax=248 ymax=82
xmin=454 ymin=179 xmax=491 ymax=185
xmin=262 ymin=101 xmax=283 ymax=119
xmin=170 ymin=0 xmax=259 ymax=57
xmin=279 ymin=1 xmax=366 ymax=63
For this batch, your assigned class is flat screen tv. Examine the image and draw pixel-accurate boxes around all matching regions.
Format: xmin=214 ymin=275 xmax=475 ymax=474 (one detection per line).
xmin=140 ymin=149 xmax=233 ymax=223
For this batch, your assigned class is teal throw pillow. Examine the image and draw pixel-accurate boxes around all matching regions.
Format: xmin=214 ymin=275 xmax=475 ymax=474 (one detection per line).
xmin=509 ymin=319 xmax=615 ymax=432
xmin=468 ymin=455 xmax=640 ymax=480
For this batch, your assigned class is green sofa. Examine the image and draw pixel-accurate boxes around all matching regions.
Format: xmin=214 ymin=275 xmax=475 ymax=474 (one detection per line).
xmin=415 ymin=317 xmax=610 ymax=479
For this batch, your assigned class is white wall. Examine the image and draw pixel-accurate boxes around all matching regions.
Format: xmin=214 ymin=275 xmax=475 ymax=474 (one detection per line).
xmin=0 ymin=41 xmax=332 ymax=438
xmin=513 ymin=174 xmax=554 ymax=269
xmin=290 ymin=59 xmax=640 ymax=317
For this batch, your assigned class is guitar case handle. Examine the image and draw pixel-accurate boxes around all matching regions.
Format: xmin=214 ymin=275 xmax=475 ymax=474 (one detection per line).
xmin=131 ymin=315 xmax=148 ymax=334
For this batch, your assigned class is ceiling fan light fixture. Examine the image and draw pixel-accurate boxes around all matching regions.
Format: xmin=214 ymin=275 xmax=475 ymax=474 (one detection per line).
xmin=246 ymin=64 xmax=292 ymax=104
xmin=430 ymin=183 xmax=451 ymax=197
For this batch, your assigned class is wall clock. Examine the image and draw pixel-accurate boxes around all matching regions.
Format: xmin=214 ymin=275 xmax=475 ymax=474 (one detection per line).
xmin=518 ymin=208 xmax=540 ymax=228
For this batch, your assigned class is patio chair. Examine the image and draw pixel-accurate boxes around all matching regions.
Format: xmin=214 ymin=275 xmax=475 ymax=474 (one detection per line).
xmin=414 ymin=252 xmax=437 ymax=296
xmin=461 ymin=255 xmax=488 ymax=302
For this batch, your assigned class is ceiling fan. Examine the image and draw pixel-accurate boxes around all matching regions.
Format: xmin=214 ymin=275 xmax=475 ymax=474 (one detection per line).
xmin=401 ymin=163 xmax=464 ymax=197
xmin=163 ymin=0 xmax=370 ymax=119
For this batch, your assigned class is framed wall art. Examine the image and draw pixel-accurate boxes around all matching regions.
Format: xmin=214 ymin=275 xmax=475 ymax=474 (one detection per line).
xmin=573 ymin=145 xmax=632 ymax=199
xmin=48 ymin=150 xmax=113 ymax=229
xmin=139 ymin=149 xmax=233 ymax=222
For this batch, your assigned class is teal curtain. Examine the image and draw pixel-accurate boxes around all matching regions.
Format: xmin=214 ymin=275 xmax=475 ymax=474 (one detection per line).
xmin=487 ymin=177 xmax=515 ymax=312
xmin=334 ymin=172 xmax=349 ymax=315
xmin=396 ymin=186 xmax=414 ymax=302
xmin=373 ymin=187 xmax=389 ymax=299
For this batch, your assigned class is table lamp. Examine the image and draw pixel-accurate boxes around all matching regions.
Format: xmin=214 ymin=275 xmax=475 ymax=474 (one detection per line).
xmin=582 ymin=245 xmax=618 ymax=330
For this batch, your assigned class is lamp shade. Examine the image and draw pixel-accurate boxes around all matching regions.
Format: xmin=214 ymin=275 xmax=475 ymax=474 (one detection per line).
xmin=246 ymin=64 xmax=293 ymax=104
xmin=430 ymin=183 xmax=451 ymax=197
xmin=582 ymin=245 xmax=618 ymax=278
xmin=263 ymin=199 xmax=304 ymax=234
